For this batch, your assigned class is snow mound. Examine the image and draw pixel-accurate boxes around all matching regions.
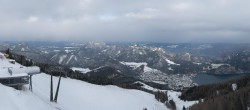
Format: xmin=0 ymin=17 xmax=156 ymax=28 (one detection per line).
xmin=120 ymin=61 xmax=157 ymax=72
xmin=211 ymin=63 xmax=229 ymax=69
xmin=71 ymin=67 xmax=91 ymax=74
xmin=165 ymin=59 xmax=180 ymax=66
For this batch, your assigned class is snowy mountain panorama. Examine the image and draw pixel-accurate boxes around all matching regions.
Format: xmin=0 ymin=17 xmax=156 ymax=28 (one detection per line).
xmin=2 ymin=42 xmax=250 ymax=109
xmin=1 ymin=0 xmax=250 ymax=108
xmin=0 ymin=52 xmax=197 ymax=110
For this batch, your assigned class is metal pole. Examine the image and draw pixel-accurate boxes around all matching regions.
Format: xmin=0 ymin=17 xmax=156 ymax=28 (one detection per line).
xmin=29 ymin=75 xmax=31 ymax=90
xmin=29 ymin=75 xmax=33 ymax=91
xmin=50 ymin=74 xmax=53 ymax=102
xmin=54 ymin=73 xmax=62 ymax=103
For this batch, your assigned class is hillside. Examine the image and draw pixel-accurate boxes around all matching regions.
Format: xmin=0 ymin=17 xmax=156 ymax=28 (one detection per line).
xmin=180 ymin=76 xmax=250 ymax=110
xmin=0 ymin=73 xmax=168 ymax=110
xmin=0 ymin=52 xmax=167 ymax=110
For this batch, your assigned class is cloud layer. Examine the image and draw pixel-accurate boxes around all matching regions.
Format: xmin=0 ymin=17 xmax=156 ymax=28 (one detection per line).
xmin=0 ymin=0 xmax=250 ymax=42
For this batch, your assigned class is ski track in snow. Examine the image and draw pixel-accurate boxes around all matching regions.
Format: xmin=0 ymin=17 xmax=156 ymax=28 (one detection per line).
xmin=165 ymin=58 xmax=180 ymax=65
xmin=50 ymin=54 xmax=58 ymax=60
xmin=66 ymin=55 xmax=74 ymax=64
xmin=58 ymin=55 xmax=67 ymax=64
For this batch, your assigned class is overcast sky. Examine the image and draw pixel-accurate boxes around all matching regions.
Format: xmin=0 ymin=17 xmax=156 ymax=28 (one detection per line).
xmin=0 ymin=0 xmax=250 ymax=43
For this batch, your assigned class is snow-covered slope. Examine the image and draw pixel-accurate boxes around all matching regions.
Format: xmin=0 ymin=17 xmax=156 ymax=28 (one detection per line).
xmin=0 ymin=84 xmax=56 ymax=110
xmin=0 ymin=52 xmax=167 ymax=110
xmin=135 ymin=81 xmax=198 ymax=110
xmin=168 ymin=91 xmax=197 ymax=110
xmin=0 ymin=73 xmax=167 ymax=110
xmin=36 ymin=73 xmax=169 ymax=110
xmin=0 ymin=52 xmax=196 ymax=110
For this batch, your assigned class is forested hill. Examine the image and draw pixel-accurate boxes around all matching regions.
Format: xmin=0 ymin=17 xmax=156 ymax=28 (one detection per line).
xmin=180 ymin=76 xmax=250 ymax=110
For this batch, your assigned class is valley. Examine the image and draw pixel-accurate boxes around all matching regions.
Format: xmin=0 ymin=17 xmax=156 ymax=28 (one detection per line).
xmin=1 ymin=42 xmax=250 ymax=90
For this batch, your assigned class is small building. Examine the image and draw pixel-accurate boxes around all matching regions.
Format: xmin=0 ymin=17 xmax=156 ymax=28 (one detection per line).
xmin=0 ymin=74 xmax=29 ymax=87
xmin=0 ymin=66 xmax=40 ymax=88
xmin=0 ymin=53 xmax=40 ymax=89
xmin=8 ymin=66 xmax=40 ymax=75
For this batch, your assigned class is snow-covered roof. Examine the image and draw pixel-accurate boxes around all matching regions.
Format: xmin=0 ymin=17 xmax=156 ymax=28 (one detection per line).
xmin=8 ymin=66 xmax=40 ymax=75
xmin=0 ymin=52 xmax=40 ymax=78
xmin=0 ymin=66 xmax=29 ymax=78
xmin=0 ymin=72 xmax=28 ymax=78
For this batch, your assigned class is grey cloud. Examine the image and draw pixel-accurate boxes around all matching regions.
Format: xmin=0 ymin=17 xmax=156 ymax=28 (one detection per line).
xmin=0 ymin=0 xmax=250 ymax=42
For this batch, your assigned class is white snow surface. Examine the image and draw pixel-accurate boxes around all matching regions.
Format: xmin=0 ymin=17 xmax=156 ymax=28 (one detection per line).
xmin=0 ymin=54 xmax=40 ymax=77
xmin=0 ymin=84 xmax=56 ymax=110
xmin=153 ymin=81 xmax=168 ymax=85
xmin=168 ymin=91 xmax=198 ymax=110
xmin=165 ymin=59 xmax=180 ymax=66
xmin=135 ymin=81 xmax=159 ymax=92
xmin=232 ymin=83 xmax=237 ymax=91
xmin=71 ymin=67 xmax=91 ymax=74
xmin=37 ymin=73 xmax=167 ymax=110
xmin=120 ymin=61 xmax=147 ymax=68
xmin=66 ymin=55 xmax=74 ymax=64
xmin=167 ymin=45 xmax=178 ymax=48
xmin=9 ymin=66 xmax=40 ymax=74
xmin=135 ymin=81 xmax=197 ymax=110
xmin=211 ymin=63 xmax=229 ymax=69
xmin=21 ymin=48 xmax=25 ymax=51
xmin=0 ymin=56 xmax=30 ymax=77
xmin=0 ymin=73 xmax=167 ymax=110
xmin=0 ymin=53 xmax=5 ymax=58
xmin=50 ymin=54 xmax=58 ymax=60
xmin=58 ymin=55 xmax=67 ymax=64
xmin=120 ymin=61 xmax=157 ymax=72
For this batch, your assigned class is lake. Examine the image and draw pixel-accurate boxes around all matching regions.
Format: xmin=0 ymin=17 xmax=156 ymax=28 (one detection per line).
xmin=193 ymin=73 xmax=250 ymax=85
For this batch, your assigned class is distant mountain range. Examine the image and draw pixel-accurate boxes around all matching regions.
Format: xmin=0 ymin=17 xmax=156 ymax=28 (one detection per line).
xmin=1 ymin=42 xmax=250 ymax=90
